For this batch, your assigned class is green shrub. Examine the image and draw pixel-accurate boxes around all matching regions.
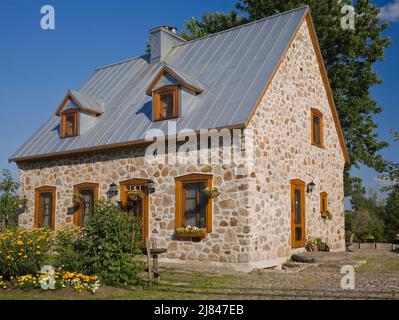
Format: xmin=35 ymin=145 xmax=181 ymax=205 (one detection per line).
xmin=0 ymin=228 xmax=52 ymax=279
xmin=53 ymin=224 xmax=85 ymax=272
xmin=81 ymin=200 xmax=144 ymax=288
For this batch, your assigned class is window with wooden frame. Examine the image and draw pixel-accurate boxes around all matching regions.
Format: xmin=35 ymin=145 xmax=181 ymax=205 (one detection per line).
xmin=175 ymin=174 xmax=212 ymax=233
xmin=35 ymin=186 xmax=56 ymax=230
xmin=153 ymin=86 xmax=179 ymax=121
xmin=60 ymin=109 xmax=79 ymax=138
xmin=320 ymin=192 xmax=328 ymax=215
xmin=311 ymin=108 xmax=324 ymax=148
xmin=73 ymin=183 xmax=99 ymax=227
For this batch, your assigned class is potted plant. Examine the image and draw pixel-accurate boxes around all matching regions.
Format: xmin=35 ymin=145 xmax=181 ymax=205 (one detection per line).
xmin=321 ymin=210 xmax=332 ymax=220
xmin=127 ymin=190 xmax=145 ymax=201
xmin=175 ymin=226 xmax=207 ymax=239
xmin=72 ymin=194 xmax=82 ymax=207
xmin=19 ymin=196 xmax=28 ymax=207
xmin=203 ymin=187 xmax=219 ymax=199
xmin=306 ymin=239 xmax=319 ymax=252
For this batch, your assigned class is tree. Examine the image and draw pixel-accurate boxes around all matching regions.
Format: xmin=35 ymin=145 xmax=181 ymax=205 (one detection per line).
xmin=381 ymin=185 xmax=399 ymax=242
xmin=180 ymin=0 xmax=391 ymax=197
xmin=345 ymin=189 xmax=386 ymax=241
xmin=0 ymin=169 xmax=20 ymax=228
xmin=180 ymin=11 xmax=246 ymax=40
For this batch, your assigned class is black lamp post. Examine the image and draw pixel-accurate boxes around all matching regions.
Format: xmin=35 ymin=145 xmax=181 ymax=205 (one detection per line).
xmin=307 ymin=181 xmax=316 ymax=194
xmin=147 ymin=180 xmax=155 ymax=194
xmin=109 ymin=182 xmax=118 ymax=198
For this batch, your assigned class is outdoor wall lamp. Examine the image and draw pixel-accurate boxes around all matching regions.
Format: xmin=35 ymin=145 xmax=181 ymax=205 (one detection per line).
xmin=109 ymin=182 xmax=119 ymax=197
xmin=147 ymin=180 xmax=155 ymax=194
xmin=307 ymin=181 xmax=316 ymax=194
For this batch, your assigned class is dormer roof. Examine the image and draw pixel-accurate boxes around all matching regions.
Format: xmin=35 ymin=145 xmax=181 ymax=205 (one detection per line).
xmin=146 ymin=64 xmax=204 ymax=96
xmin=55 ymin=90 xmax=104 ymax=117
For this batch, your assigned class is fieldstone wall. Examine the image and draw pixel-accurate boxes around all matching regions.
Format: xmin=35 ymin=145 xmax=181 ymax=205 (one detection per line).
xmin=17 ymin=146 xmax=254 ymax=264
xmin=247 ymin=19 xmax=346 ymax=264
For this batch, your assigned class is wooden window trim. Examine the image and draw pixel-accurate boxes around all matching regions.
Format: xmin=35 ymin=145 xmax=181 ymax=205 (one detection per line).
xmin=120 ymin=178 xmax=149 ymax=247
xmin=60 ymin=109 xmax=79 ymax=138
xmin=175 ymin=174 xmax=213 ymax=233
xmin=153 ymin=86 xmax=180 ymax=122
xmin=35 ymin=186 xmax=56 ymax=230
xmin=320 ymin=192 xmax=328 ymax=214
xmin=290 ymin=179 xmax=306 ymax=248
xmin=73 ymin=182 xmax=99 ymax=227
xmin=311 ymin=108 xmax=324 ymax=148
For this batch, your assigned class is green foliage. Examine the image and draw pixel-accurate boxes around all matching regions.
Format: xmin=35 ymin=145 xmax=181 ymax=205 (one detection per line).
xmin=0 ymin=169 xmax=20 ymax=228
xmin=180 ymin=11 xmax=246 ymax=40
xmin=0 ymin=228 xmax=52 ymax=279
xmin=53 ymin=224 xmax=85 ymax=273
xmin=345 ymin=189 xmax=386 ymax=242
xmin=380 ymin=186 xmax=399 ymax=242
xmin=180 ymin=0 xmax=391 ymax=197
xmin=80 ymin=200 xmax=144 ymax=288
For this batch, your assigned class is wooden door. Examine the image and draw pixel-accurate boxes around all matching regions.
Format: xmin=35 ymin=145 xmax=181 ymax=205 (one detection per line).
xmin=291 ymin=179 xmax=306 ymax=248
xmin=120 ymin=179 xmax=149 ymax=247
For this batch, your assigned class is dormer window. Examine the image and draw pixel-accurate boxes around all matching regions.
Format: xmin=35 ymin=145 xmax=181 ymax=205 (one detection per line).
xmin=153 ymin=86 xmax=179 ymax=121
xmin=61 ymin=110 xmax=79 ymax=138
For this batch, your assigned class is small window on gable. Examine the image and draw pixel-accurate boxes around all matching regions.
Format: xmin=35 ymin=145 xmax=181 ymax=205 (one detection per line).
xmin=311 ymin=108 xmax=324 ymax=148
xmin=61 ymin=110 xmax=79 ymax=138
xmin=153 ymin=86 xmax=179 ymax=121
xmin=320 ymin=192 xmax=328 ymax=214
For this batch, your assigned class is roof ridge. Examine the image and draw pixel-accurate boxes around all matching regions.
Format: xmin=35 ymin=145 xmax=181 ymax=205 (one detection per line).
xmin=174 ymin=5 xmax=309 ymax=48
xmin=95 ymin=54 xmax=149 ymax=71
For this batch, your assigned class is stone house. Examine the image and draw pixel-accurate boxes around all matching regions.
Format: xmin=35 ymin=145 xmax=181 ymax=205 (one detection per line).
xmin=10 ymin=6 xmax=349 ymax=270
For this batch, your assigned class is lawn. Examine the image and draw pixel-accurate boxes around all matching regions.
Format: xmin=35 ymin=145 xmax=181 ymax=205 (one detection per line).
xmin=0 ymin=249 xmax=398 ymax=300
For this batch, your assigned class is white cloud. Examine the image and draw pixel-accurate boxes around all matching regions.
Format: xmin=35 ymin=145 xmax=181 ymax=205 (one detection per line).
xmin=379 ymin=0 xmax=399 ymax=22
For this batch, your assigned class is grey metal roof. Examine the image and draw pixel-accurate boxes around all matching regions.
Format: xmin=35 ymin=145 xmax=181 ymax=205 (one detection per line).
xmin=10 ymin=6 xmax=308 ymax=162
xmin=68 ymin=90 xmax=105 ymax=114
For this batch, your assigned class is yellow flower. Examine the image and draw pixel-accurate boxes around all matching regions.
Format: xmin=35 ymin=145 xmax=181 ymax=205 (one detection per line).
xmin=17 ymin=240 xmax=23 ymax=245
xmin=35 ymin=251 xmax=41 ymax=255
xmin=18 ymin=253 xmax=23 ymax=257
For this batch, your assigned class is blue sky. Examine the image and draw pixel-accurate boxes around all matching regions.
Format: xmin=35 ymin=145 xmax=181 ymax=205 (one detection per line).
xmin=0 ymin=0 xmax=398 ymax=202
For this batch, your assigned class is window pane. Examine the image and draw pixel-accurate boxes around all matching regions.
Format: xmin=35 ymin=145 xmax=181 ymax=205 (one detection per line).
xmin=313 ymin=115 xmax=321 ymax=145
xmin=183 ymin=182 xmax=207 ymax=228
xmin=160 ymin=93 xmax=174 ymax=118
xmin=81 ymin=190 xmax=94 ymax=227
xmin=294 ymin=189 xmax=302 ymax=224
xmin=295 ymin=227 xmax=302 ymax=241
xmin=40 ymin=192 xmax=52 ymax=228
xmin=65 ymin=114 xmax=75 ymax=136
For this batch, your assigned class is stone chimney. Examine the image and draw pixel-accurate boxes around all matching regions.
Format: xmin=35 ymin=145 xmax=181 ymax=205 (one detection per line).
xmin=149 ymin=26 xmax=185 ymax=64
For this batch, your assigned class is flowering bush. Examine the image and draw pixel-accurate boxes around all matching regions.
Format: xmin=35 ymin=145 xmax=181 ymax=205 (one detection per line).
xmin=0 ymin=276 xmax=7 ymax=289
xmin=80 ymin=200 xmax=144 ymax=288
xmin=176 ymin=226 xmax=207 ymax=236
xmin=53 ymin=224 xmax=85 ymax=272
xmin=9 ymin=272 xmax=100 ymax=294
xmin=0 ymin=228 xmax=52 ymax=279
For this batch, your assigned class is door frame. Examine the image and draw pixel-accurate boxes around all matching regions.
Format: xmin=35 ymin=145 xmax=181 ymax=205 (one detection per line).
xmin=73 ymin=182 xmax=99 ymax=227
xmin=120 ymin=178 xmax=149 ymax=247
xmin=290 ymin=179 xmax=306 ymax=248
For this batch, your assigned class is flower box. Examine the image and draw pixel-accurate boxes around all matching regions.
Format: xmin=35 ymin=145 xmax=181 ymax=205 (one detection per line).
xmin=175 ymin=226 xmax=207 ymax=239
xmin=176 ymin=232 xmax=207 ymax=239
